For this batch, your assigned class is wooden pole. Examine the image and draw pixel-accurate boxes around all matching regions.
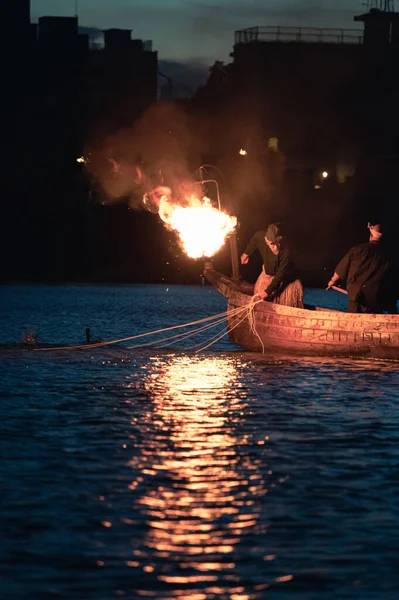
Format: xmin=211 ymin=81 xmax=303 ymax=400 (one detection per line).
xmin=229 ymin=232 xmax=240 ymax=281
xmin=331 ymin=285 xmax=347 ymax=295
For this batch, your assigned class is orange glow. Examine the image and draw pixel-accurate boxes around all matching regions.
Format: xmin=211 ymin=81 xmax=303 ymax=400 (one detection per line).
xmin=182 ymin=562 xmax=236 ymax=571
xmin=123 ymin=355 xmax=268 ymax=598
xmin=143 ymin=565 xmax=154 ymax=573
xmin=158 ymin=195 xmax=237 ymax=258
xmin=276 ymin=575 xmax=294 ymax=583
xmin=158 ymin=575 xmax=218 ymax=583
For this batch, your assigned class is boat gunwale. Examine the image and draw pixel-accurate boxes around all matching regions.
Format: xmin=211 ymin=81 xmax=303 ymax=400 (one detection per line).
xmin=205 ymin=265 xmax=399 ymax=326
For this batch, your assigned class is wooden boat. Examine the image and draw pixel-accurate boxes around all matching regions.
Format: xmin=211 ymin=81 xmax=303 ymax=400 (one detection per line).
xmin=203 ymin=262 xmax=399 ymax=359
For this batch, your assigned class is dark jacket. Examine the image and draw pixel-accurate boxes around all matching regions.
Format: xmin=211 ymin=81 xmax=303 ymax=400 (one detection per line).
xmin=244 ymin=230 xmax=299 ymax=295
xmin=335 ymin=240 xmax=397 ymax=311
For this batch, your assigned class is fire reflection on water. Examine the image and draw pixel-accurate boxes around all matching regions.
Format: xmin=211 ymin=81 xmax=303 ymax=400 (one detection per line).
xmin=125 ymin=354 xmax=270 ymax=599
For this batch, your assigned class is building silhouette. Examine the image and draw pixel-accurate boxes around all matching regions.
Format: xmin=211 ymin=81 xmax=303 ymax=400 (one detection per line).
xmin=191 ymin=6 xmax=399 ymax=280
xmin=2 ymin=0 xmax=30 ymax=35
xmin=1 ymin=1 xmax=160 ymax=282
xmin=195 ymin=7 xmax=399 ymax=193
xmin=82 ymin=28 xmax=157 ymax=137
xmin=3 ymin=2 xmax=399 ymax=283
xmin=2 ymin=0 xmax=31 ymax=155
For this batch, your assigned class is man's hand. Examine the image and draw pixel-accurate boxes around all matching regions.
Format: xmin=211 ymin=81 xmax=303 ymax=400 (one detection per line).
xmin=251 ymin=290 xmax=268 ymax=302
xmin=326 ymin=280 xmax=334 ymax=291
xmin=326 ymin=272 xmax=339 ymax=291
xmin=240 ymin=253 xmax=249 ymax=265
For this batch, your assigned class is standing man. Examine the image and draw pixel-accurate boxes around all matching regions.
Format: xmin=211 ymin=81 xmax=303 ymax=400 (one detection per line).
xmin=327 ymin=223 xmax=398 ymax=313
xmin=241 ymin=223 xmax=303 ymax=307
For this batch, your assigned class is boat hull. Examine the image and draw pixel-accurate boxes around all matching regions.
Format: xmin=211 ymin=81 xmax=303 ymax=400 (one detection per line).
xmin=204 ymin=264 xmax=399 ymax=359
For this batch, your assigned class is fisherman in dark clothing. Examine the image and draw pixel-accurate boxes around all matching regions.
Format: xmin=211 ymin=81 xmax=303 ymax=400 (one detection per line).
xmin=327 ymin=223 xmax=398 ymax=313
xmin=241 ymin=223 xmax=303 ymax=307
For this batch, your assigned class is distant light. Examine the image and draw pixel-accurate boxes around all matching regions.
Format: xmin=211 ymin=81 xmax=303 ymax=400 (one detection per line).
xmin=268 ymin=137 xmax=279 ymax=152
xmin=239 ymin=149 xmax=247 ymax=156
xmin=321 ymin=170 xmax=328 ymax=179
xmin=77 ymin=156 xmax=86 ymax=163
xmin=314 ymin=184 xmax=321 ymax=190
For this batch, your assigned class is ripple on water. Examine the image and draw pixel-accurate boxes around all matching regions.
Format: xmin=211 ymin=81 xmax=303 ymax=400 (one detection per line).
xmin=1 ymin=285 xmax=399 ymax=599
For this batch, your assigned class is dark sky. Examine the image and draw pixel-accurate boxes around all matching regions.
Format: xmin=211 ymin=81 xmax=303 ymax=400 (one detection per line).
xmin=32 ymin=0 xmax=361 ymax=63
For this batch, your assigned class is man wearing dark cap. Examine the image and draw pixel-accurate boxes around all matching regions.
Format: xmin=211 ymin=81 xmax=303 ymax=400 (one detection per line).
xmin=240 ymin=223 xmax=303 ymax=307
xmin=327 ymin=223 xmax=398 ymax=313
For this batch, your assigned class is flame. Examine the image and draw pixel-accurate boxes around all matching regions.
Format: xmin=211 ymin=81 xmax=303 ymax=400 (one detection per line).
xmin=158 ymin=194 xmax=237 ymax=259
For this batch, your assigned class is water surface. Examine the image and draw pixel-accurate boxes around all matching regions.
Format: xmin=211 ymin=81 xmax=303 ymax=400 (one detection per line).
xmin=1 ymin=284 xmax=398 ymax=600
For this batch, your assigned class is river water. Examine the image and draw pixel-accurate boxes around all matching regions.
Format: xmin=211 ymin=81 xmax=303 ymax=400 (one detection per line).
xmin=1 ymin=284 xmax=398 ymax=600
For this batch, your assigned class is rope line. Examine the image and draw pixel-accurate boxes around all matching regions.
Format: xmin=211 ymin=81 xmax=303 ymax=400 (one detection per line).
xmin=194 ymin=303 xmax=262 ymax=353
xmin=127 ymin=308 xmax=244 ymax=350
xmin=158 ymin=314 xmax=234 ymax=349
xmin=32 ymin=305 xmax=250 ymax=352
xmin=184 ymin=303 xmax=260 ymax=351
xmin=31 ymin=295 xmax=265 ymax=354
xmin=185 ymin=321 xmax=230 ymax=351
xmin=247 ymin=299 xmax=265 ymax=353
xmin=195 ymin=308 xmax=252 ymax=353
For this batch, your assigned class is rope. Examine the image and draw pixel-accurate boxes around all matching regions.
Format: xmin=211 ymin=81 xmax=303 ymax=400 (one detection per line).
xmin=32 ymin=306 xmax=247 ymax=352
xmin=247 ymin=298 xmax=265 ymax=353
xmin=185 ymin=303 xmax=259 ymax=351
xmin=194 ymin=307 xmax=252 ymax=352
xmin=126 ymin=305 xmax=247 ymax=350
xmin=32 ymin=297 xmax=265 ymax=355
xmin=158 ymin=313 xmax=237 ymax=349
xmin=185 ymin=320 xmax=232 ymax=351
